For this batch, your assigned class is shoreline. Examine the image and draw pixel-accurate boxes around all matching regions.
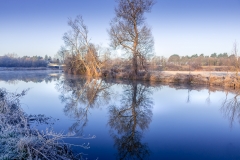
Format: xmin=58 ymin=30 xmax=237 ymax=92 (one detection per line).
xmin=1 ymin=69 xmax=240 ymax=89
xmin=152 ymin=72 xmax=240 ymax=88
xmin=102 ymin=70 xmax=240 ymax=89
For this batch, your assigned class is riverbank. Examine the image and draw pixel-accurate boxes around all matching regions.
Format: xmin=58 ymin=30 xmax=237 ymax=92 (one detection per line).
xmin=152 ymin=71 xmax=240 ymax=88
xmin=102 ymin=70 xmax=240 ymax=89
xmin=2 ymin=69 xmax=240 ymax=89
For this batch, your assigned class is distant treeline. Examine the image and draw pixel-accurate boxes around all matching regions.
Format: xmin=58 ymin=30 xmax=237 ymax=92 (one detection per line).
xmin=167 ymin=53 xmax=237 ymax=66
xmin=0 ymin=54 xmax=48 ymax=67
xmin=149 ymin=52 xmax=239 ymax=69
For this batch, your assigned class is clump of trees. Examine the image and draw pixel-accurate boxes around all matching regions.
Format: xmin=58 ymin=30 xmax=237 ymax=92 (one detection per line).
xmin=0 ymin=54 xmax=48 ymax=67
xmin=59 ymin=16 xmax=102 ymax=76
xmin=58 ymin=0 xmax=155 ymax=78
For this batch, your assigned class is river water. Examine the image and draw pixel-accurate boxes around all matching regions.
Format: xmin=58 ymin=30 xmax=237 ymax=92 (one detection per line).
xmin=1 ymin=71 xmax=240 ymax=160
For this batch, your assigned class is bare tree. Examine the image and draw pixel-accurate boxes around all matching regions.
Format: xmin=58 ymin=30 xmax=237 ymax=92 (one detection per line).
xmin=232 ymin=41 xmax=239 ymax=76
xmin=62 ymin=15 xmax=102 ymax=76
xmin=56 ymin=46 xmax=68 ymax=64
xmin=109 ymin=0 xmax=155 ymax=78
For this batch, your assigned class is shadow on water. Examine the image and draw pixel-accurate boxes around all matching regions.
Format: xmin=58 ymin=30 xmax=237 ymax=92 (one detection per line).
xmin=56 ymin=75 xmax=112 ymax=135
xmin=108 ymin=81 xmax=154 ymax=160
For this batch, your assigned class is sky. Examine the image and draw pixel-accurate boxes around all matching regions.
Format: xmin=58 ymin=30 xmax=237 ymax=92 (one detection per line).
xmin=0 ymin=0 xmax=239 ymax=58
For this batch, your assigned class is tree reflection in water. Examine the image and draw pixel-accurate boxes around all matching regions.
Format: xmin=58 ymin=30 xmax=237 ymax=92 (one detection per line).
xmin=56 ymin=75 xmax=111 ymax=135
xmin=108 ymin=82 xmax=153 ymax=160
xmin=221 ymin=90 xmax=240 ymax=127
xmin=205 ymin=88 xmax=211 ymax=105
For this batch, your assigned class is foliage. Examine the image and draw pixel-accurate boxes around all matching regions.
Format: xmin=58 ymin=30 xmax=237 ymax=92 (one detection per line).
xmin=168 ymin=54 xmax=180 ymax=65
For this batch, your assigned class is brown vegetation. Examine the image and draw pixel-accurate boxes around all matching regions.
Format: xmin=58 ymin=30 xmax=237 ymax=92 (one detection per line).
xmin=60 ymin=15 xmax=102 ymax=77
xmin=100 ymin=69 xmax=240 ymax=89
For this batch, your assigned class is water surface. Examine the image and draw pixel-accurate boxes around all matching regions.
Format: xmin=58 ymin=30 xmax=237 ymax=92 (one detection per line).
xmin=0 ymin=71 xmax=240 ymax=160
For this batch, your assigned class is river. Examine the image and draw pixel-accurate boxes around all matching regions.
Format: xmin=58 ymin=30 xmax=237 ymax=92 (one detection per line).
xmin=0 ymin=70 xmax=240 ymax=160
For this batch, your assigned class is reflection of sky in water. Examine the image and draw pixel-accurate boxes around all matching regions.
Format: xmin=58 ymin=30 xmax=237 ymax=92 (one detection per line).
xmin=1 ymin=72 xmax=240 ymax=159
xmin=0 ymin=80 xmax=62 ymax=116
xmin=148 ymin=87 xmax=240 ymax=159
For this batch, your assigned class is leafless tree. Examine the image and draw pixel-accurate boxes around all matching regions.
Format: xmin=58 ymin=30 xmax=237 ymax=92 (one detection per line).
xmin=109 ymin=0 xmax=155 ymax=78
xmin=99 ymin=47 xmax=112 ymax=70
xmin=56 ymin=46 xmax=68 ymax=64
xmin=232 ymin=41 xmax=239 ymax=76
xmin=62 ymin=15 xmax=102 ymax=76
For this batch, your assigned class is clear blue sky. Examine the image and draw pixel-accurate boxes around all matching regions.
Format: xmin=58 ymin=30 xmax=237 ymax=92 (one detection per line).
xmin=0 ymin=0 xmax=239 ymax=58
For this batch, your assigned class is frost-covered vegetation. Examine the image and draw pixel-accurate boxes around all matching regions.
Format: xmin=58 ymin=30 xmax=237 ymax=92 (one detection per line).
xmin=0 ymin=88 xmax=92 ymax=160
xmin=0 ymin=54 xmax=48 ymax=67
